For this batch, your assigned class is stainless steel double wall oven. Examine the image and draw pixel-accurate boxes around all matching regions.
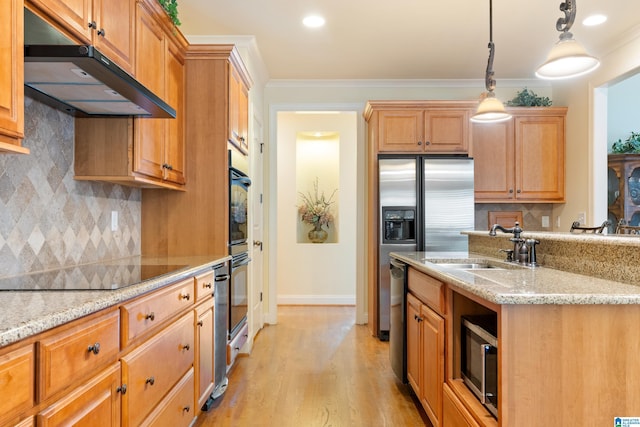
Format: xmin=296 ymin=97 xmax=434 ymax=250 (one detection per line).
xmin=228 ymin=148 xmax=251 ymax=341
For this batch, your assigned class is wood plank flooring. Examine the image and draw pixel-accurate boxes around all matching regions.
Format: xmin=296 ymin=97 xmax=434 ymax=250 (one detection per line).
xmin=194 ymin=305 xmax=430 ymax=427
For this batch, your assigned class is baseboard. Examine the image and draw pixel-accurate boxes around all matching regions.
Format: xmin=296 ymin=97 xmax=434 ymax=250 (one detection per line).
xmin=276 ymin=294 xmax=356 ymax=305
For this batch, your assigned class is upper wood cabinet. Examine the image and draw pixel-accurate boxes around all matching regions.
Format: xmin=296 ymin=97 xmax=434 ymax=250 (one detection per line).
xmin=28 ymin=0 xmax=135 ymax=74
xmin=364 ymin=101 xmax=476 ymax=154
xmin=229 ymin=66 xmax=249 ymax=153
xmin=73 ymin=0 xmax=187 ymax=190
xmin=0 ymin=0 xmax=27 ymax=154
xmin=471 ymin=107 xmax=567 ymax=203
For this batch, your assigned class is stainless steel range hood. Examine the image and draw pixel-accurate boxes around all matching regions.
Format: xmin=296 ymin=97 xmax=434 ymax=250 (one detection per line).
xmin=23 ymin=9 xmax=175 ymax=118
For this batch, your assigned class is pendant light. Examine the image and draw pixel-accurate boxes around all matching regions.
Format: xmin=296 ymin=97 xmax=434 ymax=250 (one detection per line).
xmin=536 ymin=0 xmax=600 ymax=79
xmin=470 ymin=0 xmax=511 ymax=123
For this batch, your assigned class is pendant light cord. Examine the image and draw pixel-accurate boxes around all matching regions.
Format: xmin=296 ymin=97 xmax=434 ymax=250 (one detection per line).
xmin=484 ymin=0 xmax=496 ymax=93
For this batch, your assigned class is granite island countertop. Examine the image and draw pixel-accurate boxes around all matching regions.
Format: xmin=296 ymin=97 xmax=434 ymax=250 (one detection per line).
xmin=0 ymin=254 xmax=230 ymax=347
xmin=391 ymin=251 xmax=640 ymax=305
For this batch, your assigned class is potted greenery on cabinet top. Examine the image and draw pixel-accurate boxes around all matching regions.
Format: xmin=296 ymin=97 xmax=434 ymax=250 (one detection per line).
xmin=158 ymin=0 xmax=180 ymax=26
xmin=611 ymin=132 xmax=640 ymax=154
xmin=506 ymin=88 xmax=552 ymax=107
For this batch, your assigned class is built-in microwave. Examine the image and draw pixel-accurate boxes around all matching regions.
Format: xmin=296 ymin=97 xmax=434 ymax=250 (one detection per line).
xmin=461 ymin=315 xmax=498 ymax=418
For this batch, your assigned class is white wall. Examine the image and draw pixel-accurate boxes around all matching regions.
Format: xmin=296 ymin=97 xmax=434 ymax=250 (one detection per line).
xmin=276 ymin=112 xmax=357 ymax=304
xmin=608 ymin=73 xmax=640 ymax=150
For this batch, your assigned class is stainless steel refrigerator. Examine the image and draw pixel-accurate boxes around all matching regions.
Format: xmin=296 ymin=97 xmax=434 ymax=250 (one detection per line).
xmin=378 ymin=156 xmax=474 ymax=341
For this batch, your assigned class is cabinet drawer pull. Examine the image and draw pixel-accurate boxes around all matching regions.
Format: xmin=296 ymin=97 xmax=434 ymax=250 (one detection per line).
xmin=180 ymin=293 xmax=191 ymax=301
xmin=182 ymin=344 xmax=191 ymax=351
xmin=117 ymin=384 xmax=127 ymax=394
xmin=203 ymin=282 xmax=212 ymax=289
xmin=145 ymin=376 xmax=155 ymax=386
xmin=145 ymin=312 xmax=155 ymax=321
xmin=87 ymin=342 xmax=101 ymax=355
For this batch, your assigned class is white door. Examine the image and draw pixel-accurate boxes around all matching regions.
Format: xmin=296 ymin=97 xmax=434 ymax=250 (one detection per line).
xmin=250 ymin=115 xmax=265 ymax=337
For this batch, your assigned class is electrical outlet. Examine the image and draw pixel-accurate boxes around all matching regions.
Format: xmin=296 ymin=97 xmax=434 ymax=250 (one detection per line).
xmin=542 ymin=216 xmax=550 ymax=228
xmin=111 ymin=211 xmax=118 ymax=231
xmin=576 ymin=212 xmax=586 ymax=225
xmin=556 ymin=217 xmax=561 ymax=228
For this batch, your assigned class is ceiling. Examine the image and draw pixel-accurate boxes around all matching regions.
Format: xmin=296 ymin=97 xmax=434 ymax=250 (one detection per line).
xmin=178 ymin=0 xmax=640 ymax=81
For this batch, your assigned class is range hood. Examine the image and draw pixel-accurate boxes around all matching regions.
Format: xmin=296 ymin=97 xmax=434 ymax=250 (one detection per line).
xmin=23 ymin=10 xmax=175 ymax=118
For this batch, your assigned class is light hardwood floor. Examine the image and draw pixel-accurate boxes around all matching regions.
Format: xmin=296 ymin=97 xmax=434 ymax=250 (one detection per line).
xmin=195 ymin=305 xmax=430 ymax=427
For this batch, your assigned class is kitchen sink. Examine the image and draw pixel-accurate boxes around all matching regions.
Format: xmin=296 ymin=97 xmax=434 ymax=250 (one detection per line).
xmin=435 ymin=262 xmax=503 ymax=270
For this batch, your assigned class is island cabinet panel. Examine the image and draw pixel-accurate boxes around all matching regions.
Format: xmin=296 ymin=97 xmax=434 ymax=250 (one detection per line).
xmin=196 ymin=298 xmax=215 ymax=409
xmin=471 ymin=107 xmax=566 ymax=203
xmin=37 ymin=363 xmax=121 ymax=427
xmin=0 ymin=0 xmax=26 ymax=153
xmin=499 ymin=304 xmax=640 ymax=427
xmin=0 ymin=344 xmax=35 ymax=425
xmin=120 ymin=277 xmax=194 ymax=347
xmin=121 ymin=311 xmax=194 ymax=427
xmin=27 ymin=0 xmax=135 ymax=74
xmin=38 ymin=310 xmax=120 ymax=401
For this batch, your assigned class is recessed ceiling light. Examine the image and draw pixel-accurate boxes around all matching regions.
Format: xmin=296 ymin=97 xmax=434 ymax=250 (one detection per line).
xmin=303 ymin=15 xmax=325 ymax=28
xmin=583 ymin=14 xmax=607 ymax=26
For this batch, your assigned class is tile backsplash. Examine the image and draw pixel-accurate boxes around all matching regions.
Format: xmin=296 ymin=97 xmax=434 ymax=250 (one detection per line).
xmin=0 ymin=97 xmax=141 ymax=277
xmin=474 ymin=203 xmax=553 ymax=232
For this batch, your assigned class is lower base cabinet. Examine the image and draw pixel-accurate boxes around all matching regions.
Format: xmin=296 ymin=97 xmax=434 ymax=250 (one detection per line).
xmin=140 ymin=368 xmax=195 ymax=427
xmin=37 ymin=363 xmax=122 ymax=427
xmin=443 ymin=383 xmax=479 ymax=427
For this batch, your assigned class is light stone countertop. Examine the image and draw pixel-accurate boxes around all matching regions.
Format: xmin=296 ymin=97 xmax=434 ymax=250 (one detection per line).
xmin=391 ymin=251 xmax=640 ymax=305
xmin=0 ymin=255 xmax=230 ymax=348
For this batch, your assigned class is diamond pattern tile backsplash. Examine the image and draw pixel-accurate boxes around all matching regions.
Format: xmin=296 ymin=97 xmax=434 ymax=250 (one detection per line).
xmin=0 ymin=97 xmax=141 ymax=277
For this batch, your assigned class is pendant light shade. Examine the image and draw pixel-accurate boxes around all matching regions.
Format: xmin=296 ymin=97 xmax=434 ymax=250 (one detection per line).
xmin=471 ymin=0 xmax=511 ymax=124
xmin=471 ymin=93 xmax=512 ymax=123
xmin=536 ymin=0 xmax=600 ymax=80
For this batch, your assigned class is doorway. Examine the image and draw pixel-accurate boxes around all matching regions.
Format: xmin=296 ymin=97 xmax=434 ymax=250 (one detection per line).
xmin=267 ymin=106 xmax=366 ymax=325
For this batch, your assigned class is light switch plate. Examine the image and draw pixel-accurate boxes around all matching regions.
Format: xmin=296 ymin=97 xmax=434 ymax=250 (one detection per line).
xmin=542 ymin=216 xmax=550 ymax=228
xmin=111 ymin=211 xmax=118 ymax=231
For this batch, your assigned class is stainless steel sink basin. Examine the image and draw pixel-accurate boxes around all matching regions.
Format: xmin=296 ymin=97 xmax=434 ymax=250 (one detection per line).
xmin=436 ymin=262 xmax=502 ymax=270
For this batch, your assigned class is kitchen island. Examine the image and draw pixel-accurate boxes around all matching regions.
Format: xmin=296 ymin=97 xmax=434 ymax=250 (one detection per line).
xmin=392 ymin=232 xmax=640 ymax=427
xmin=0 ymin=254 xmax=229 ymax=427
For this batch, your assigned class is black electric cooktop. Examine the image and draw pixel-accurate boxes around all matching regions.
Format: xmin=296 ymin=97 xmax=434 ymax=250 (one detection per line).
xmin=0 ymin=259 xmax=189 ymax=291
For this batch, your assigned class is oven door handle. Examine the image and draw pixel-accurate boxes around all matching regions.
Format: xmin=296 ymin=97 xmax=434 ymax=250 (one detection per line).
xmin=233 ymin=257 xmax=252 ymax=268
xmin=215 ymin=274 xmax=231 ymax=282
xmin=481 ymin=344 xmax=490 ymax=405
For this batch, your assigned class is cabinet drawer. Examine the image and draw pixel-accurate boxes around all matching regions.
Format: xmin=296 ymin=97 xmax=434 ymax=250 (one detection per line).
xmin=408 ymin=268 xmax=445 ymax=314
xmin=195 ymin=271 xmax=214 ymax=302
xmin=227 ymin=322 xmax=248 ymax=366
xmin=121 ymin=278 xmax=195 ymax=346
xmin=38 ymin=311 xmax=120 ymax=401
xmin=443 ymin=383 xmax=481 ymax=427
xmin=37 ymin=363 xmax=121 ymax=427
xmin=140 ymin=367 xmax=195 ymax=427
xmin=121 ymin=312 xmax=194 ymax=427
xmin=0 ymin=344 xmax=34 ymax=423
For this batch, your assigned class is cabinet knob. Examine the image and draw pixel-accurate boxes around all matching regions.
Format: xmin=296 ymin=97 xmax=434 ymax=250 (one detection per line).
xmin=182 ymin=344 xmax=191 ymax=351
xmin=97 ymin=28 xmax=106 ymax=37
xmin=417 ymin=141 xmax=423 ymax=146
xmin=197 ymin=320 xmax=204 ymax=327
xmin=117 ymin=384 xmax=127 ymax=394
xmin=87 ymin=342 xmax=101 ymax=355
xmin=517 ymin=189 xmax=521 ymax=193
xmin=425 ymin=141 xmax=431 ymax=145
xmin=88 ymin=21 xmax=96 ymax=29
xmin=162 ymin=163 xmax=174 ymax=170
xmin=146 ymin=376 xmax=155 ymax=386
xmin=181 ymin=293 xmax=191 ymax=301
xmin=509 ymin=189 xmax=514 ymax=194
xmin=183 ymin=406 xmax=191 ymax=413
xmin=145 ymin=312 xmax=155 ymax=321
xmin=203 ymin=282 xmax=212 ymax=289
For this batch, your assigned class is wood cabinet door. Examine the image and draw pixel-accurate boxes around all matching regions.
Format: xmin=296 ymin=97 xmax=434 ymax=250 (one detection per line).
xmin=421 ymin=304 xmax=445 ymax=427
xmin=32 ymin=0 xmax=93 ymax=42
xmin=0 ymin=345 xmax=34 ymax=425
xmin=163 ymin=37 xmax=186 ymax=184
xmin=140 ymin=368 xmax=195 ymax=427
xmin=514 ymin=115 xmax=565 ymax=202
xmin=424 ymin=109 xmax=469 ymax=153
xmin=0 ymin=0 xmax=25 ymax=152
xmin=94 ymin=0 xmax=135 ymax=74
xmin=133 ymin=1 xmax=166 ymax=180
xmin=471 ymin=120 xmax=515 ymax=201
xmin=196 ymin=300 xmax=215 ymax=409
xmin=378 ymin=110 xmax=424 ymax=152
xmin=38 ymin=363 xmax=121 ymax=427
xmin=228 ymin=66 xmax=249 ymax=153
xmin=406 ymin=293 xmax=421 ymax=395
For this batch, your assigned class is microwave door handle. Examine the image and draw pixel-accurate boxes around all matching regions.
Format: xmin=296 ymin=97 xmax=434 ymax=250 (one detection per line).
xmin=481 ymin=344 xmax=490 ymax=405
